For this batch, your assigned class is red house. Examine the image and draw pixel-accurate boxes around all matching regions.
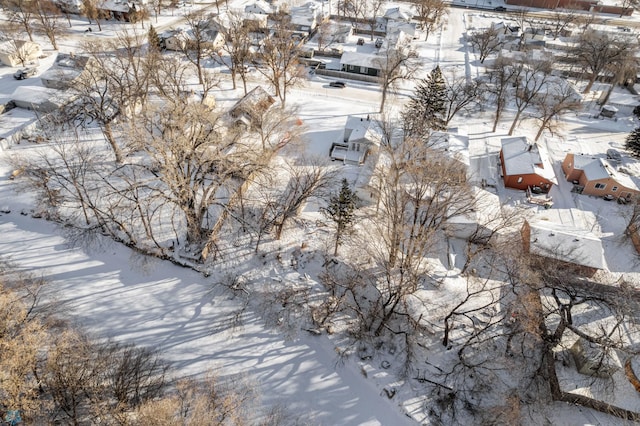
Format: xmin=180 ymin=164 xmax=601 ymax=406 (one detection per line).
xmin=499 ymin=137 xmax=556 ymax=192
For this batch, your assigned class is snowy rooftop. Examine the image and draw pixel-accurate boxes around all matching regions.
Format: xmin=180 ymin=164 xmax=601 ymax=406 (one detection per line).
xmin=501 ymin=136 xmax=557 ymax=183
xmin=526 ymin=219 xmax=607 ymax=270
xmin=0 ymin=107 xmax=38 ymax=141
xmin=431 ymin=128 xmax=470 ymax=166
xmin=339 ymin=51 xmax=380 ymax=69
xmin=343 ymin=115 xmax=378 ymax=143
xmin=572 ymin=154 xmax=640 ymax=190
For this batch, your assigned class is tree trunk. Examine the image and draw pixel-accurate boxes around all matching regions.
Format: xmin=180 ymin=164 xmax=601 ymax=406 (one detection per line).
xmin=23 ymin=23 xmax=34 ymax=42
xmin=508 ymin=109 xmax=523 ymax=135
xmin=379 ymin=88 xmax=388 ymax=113
xmin=230 ymin=69 xmax=237 ymax=90
xmin=103 ymin=122 xmax=123 ymax=163
xmin=583 ymin=74 xmax=597 ymax=93
xmin=534 ymin=122 xmax=546 ymax=141
xmin=492 ymin=107 xmax=502 ymax=132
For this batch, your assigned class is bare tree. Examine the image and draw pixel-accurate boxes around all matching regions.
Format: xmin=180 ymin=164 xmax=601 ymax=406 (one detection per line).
xmin=414 ymin=0 xmax=448 ymax=41
xmin=375 ymin=43 xmax=420 ymax=113
xmin=508 ymin=58 xmax=553 ymax=135
xmin=467 ymin=27 xmax=503 ymax=64
xmin=443 ymin=69 xmax=481 ymax=126
xmin=600 ymin=53 xmax=639 ymax=106
xmin=620 ymin=0 xmax=640 ymax=16
xmin=570 ymin=29 xmax=638 ymax=93
xmin=548 ymin=7 xmax=580 ymax=40
xmin=488 ymin=56 xmax=518 ymax=133
xmin=358 ymin=0 xmax=384 ymax=41
xmin=3 ymin=0 xmax=36 ymax=42
xmin=128 ymin=102 xmax=263 ymax=246
xmin=315 ymin=21 xmax=335 ymax=52
xmin=182 ymin=10 xmax=217 ymax=86
xmin=62 ymin=52 xmax=123 ymax=163
xmin=215 ymin=10 xmax=254 ymax=94
xmin=532 ymin=81 xmax=581 ymax=141
xmin=0 ymin=279 xmax=49 ymax=420
xmin=82 ymin=0 xmax=103 ymax=30
xmin=253 ymin=12 xmax=305 ymax=105
xmin=265 ymin=158 xmax=336 ymax=241
xmin=133 ymin=373 xmax=257 ymax=425
xmin=34 ymin=0 xmax=62 ymax=50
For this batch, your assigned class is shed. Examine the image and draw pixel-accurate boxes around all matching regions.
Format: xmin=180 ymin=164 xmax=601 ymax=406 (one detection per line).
xmin=570 ymin=338 xmax=622 ymax=378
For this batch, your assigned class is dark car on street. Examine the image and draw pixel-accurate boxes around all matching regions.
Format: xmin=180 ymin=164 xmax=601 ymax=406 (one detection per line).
xmin=329 ymin=81 xmax=346 ymax=88
xmin=13 ymin=67 xmax=37 ymax=80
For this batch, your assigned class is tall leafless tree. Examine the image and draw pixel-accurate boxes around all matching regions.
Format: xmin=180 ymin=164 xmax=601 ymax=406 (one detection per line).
xmin=3 ymin=0 xmax=36 ymax=42
xmin=253 ymin=12 xmax=305 ymax=105
xmin=414 ymin=0 xmax=448 ymax=41
xmin=467 ymin=27 xmax=503 ymax=64
xmin=569 ymin=29 xmax=638 ymax=93
xmin=375 ymin=43 xmax=420 ymax=113
xmin=532 ymin=81 xmax=581 ymax=141
xmin=508 ymin=58 xmax=553 ymax=135
xmin=215 ymin=10 xmax=254 ymax=94
xmin=34 ymin=0 xmax=62 ymax=50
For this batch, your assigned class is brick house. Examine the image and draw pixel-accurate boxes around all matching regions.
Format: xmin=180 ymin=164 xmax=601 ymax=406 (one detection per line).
xmin=499 ymin=136 xmax=556 ymax=192
xmin=561 ymin=153 xmax=640 ymax=200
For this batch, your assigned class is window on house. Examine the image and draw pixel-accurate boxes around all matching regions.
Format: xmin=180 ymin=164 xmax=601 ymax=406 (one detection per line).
xmin=595 ymin=183 xmax=606 ymax=190
xmin=612 ymin=186 xmax=618 ymax=192
xmin=517 ymin=177 xmax=523 ymax=183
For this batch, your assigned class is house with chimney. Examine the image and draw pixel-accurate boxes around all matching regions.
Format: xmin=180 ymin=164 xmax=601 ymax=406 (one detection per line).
xmin=499 ymin=136 xmax=556 ymax=192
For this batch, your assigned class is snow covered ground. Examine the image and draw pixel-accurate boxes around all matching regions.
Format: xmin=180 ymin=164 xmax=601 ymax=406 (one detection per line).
xmin=2 ymin=3 xmax=640 ymax=425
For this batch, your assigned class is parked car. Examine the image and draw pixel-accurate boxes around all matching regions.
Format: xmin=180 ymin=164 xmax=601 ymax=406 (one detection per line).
xmin=329 ymin=81 xmax=346 ymax=88
xmin=13 ymin=67 xmax=37 ymax=80
xmin=494 ymin=6 xmax=507 ymax=11
xmin=617 ymin=197 xmax=629 ymax=204
xmin=357 ymin=38 xmax=365 ymax=46
xmin=606 ymin=148 xmax=622 ymax=162
xmin=375 ymin=38 xmax=383 ymax=48
xmin=603 ymin=194 xmax=615 ymax=201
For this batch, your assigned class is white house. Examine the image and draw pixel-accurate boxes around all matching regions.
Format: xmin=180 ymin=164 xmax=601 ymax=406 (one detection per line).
xmin=0 ymin=40 xmax=42 ymax=67
xmin=383 ymin=6 xmax=412 ymax=22
xmin=340 ymin=52 xmax=382 ymax=77
xmin=244 ymin=0 xmax=274 ymax=15
xmin=40 ymin=53 xmax=93 ymax=90
xmin=330 ymin=115 xmax=379 ymax=165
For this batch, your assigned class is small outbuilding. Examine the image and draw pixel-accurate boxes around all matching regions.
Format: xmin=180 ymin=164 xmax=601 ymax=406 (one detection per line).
xmin=570 ymin=338 xmax=622 ymax=378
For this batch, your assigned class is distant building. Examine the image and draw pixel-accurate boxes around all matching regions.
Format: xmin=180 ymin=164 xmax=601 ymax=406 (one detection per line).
xmin=499 ymin=136 xmax=556 ymax=192
xmin=244 ymin=0 xmax=274 ymax=15
xmin=98 ymin=0 xmax=147 ymax=21
xmin=505 ymin=0 xmax=632 ymax=16
xmin=562 ymin=153 xmax=640 ymax=200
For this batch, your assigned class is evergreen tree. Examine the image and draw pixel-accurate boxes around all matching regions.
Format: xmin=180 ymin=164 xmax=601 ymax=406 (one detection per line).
xmin=403 ymin=65 xmax=447 ymax=137
xmin=626 ymin=127 xmax=640 ymax=158
xmin=321 ymin=178 xmax=359 ymax=256
xmin=633 ymin=104 xmax=640 ymax=120
xmin=148 ymin=25 xmax=162 ymax=52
